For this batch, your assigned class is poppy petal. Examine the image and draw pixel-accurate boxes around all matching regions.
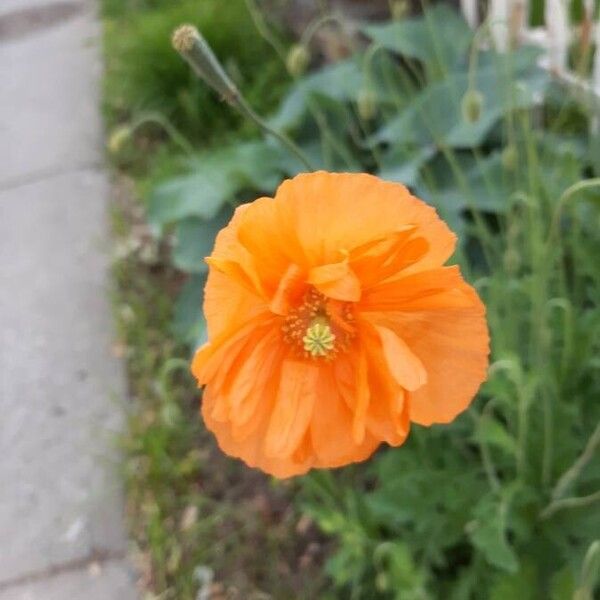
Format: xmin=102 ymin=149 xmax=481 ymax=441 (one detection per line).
xmin=264 ymin=359 xmax=320 ymax=458
xmin=308 ymin=261 xmax=361 ymax=302
xmin=373 ymin=324 xmax=427 ymax=392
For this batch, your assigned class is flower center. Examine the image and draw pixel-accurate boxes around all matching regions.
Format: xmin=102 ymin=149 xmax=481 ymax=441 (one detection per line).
xmin=282 ymin=287 xmax=355 ymax=359
xmin=303 ymin=318 xmax=335 ymax=357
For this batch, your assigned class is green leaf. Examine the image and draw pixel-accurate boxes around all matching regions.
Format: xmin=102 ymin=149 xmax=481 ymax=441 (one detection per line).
xmin=373 ymin=55 xmax=549 ymax=149
xmin=415 ymin=151 xmax=513 ymax=223
xmin=469 ymin=493 xmax=519 ymax=573
xmin=172 ymin=275 xmax=207 ymax=348
xmin=362 ymin=4 xmax=472 ymax=73
xmin=269 ymin=60 xmax=363 ymax=132
xmin=269 ymin=53 xmax=402 ymax=132
xmin=489 ymin=562 xmax=537 ymax=600
xmin=550 ymin=566 xmax=577 ymax=600
xmin=172 ymin=205 xmax=233 ymax=274
xmin=377 ymin=145 xmax=436 ymax=188
xmin=147 ymin=141 xmax=285 ymax=230
xmin=373 ymin=542 xmax=426 ymax=595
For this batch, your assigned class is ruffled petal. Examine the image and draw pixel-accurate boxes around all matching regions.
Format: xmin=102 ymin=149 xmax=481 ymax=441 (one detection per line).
xmin=362 ymin=266 xmax=489 ymax=425
xmin=191 ymin=313 xmax=274 ymax=385
xmin=360 ymin=324 xmax=411 ymax=446
xmin=202 ymin=204 xmax=270 ymax=340
xmin=373 ymin=324 xmax=427 ymax=392
xmin=226 ymin=328 xmax=283 ymax=436
xmin=350 ymin=229 xmax=429 ymax=288
xmin=400 ymin=303 xmax=488 ymax=425
xmin=264 ymin=359 xmax=320 ymax=458
xmin=275 ymin=172 xmax=456 ymax=269
xmin=310 ymin=364 xmax=380 ymax=467
xmin=308 ymin=261 xmax=361 ymax=302
xmin=269 ymin=263 xmax=305 ymax=315
xmin=202 ymin=387 xmax=313 ymax=478
xmin=236 ymin=196 xmax=306 ymax=290
xmin=361 ymin=266 xmax=480 ymax=313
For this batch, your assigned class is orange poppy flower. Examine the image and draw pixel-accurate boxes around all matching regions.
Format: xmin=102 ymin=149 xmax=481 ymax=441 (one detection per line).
xmin=191 ymin=172 xmax=489 ymax=478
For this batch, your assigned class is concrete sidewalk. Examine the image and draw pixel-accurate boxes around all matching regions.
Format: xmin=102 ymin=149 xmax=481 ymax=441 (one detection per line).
xmin=0 ymin=1 xmax=138 ymax=597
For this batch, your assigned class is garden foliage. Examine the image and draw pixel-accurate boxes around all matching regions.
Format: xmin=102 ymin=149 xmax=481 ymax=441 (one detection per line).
xmin=102 ymin=0 xmax=288 ymax=144
xmin=135 ymin=3 xmax=599 ymax=598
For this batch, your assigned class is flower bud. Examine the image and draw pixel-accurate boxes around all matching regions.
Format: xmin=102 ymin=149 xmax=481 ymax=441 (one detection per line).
xmin=286 ymin=44 xmax=310 ymax=77
xmin=501 ymin=144 xmax=518 ymax=172
xmin=503 ymin=248 xmax=521 ymax=274
xmin=391 ymin=0 xmax=409 ymax=20
xmin=461 ymin=89 xmax=484 ymax=124
xmin=107 ymin=125 xmax=132 ymax=154
xmin=375 ymin=572 xmax=389 ymax=591
xmin=172 ymin=24 xmax=239 ymax=104
xmin=357 ymin=87 xmax=378 ymax=121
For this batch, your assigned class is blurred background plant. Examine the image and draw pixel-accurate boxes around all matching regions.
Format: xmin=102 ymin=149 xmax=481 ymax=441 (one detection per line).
xmin=102 ymin=0 xmax=290 ymax=176
xmin=104 ymin=0 xmax=600 ymax=598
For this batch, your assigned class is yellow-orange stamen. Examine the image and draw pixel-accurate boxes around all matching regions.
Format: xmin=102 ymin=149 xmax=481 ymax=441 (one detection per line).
xmin=282 ymin=287 xmax=355 ymax=359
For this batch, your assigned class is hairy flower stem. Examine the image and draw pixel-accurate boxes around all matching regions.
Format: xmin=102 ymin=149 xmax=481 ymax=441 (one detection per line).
xmin=540 ymin=490 xmax=600 ymax=520
xmin=243 ymin=0 xmax=287 ymax=62
xmin=130 ymin=112 xmax=195 ymax=156
xmin=299 ymin=13 xmax=350 ymax=50
xmin=546 ymin=178 xmax=600 ymax=248
xmin=172 ymin=24 xmax=314 ymax=171
xmin=551 ymin=421 xmax=600 ymax=501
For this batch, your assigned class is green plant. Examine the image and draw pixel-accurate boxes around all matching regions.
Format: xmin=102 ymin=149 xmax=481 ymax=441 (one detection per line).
xmin=301 ymin=163 xmax=600 ymax=592
xmin=148 ymin=5 xmax=556 ymax=346
xmin=132 ymin=3 xmax=600 ymax=597
xmin=102 ymin=0 xmax=289 ymax=145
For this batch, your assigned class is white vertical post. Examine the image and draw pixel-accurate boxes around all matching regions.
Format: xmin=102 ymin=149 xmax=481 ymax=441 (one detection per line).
xmin=509 ymin=0 xmax=530 ymax=46
xmin=489 ymin=0 xmax=511 ymax=52
xmin=594 ymin=14 xmax=600 ymax=95
xmin=460 ymin=0 xmax=478 ymax=29
xmin=545 ymin=0 xmax=569 ymax=73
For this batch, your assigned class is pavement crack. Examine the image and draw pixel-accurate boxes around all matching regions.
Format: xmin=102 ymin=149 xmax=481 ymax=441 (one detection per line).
xmin=0 ymin=162 xmax=103 ymax=194
xmin=0 ymin=549 xmax=127 ymax=591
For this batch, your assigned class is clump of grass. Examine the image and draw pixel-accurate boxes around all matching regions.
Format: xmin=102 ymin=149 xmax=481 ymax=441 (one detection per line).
xmin=110 ymin=178 xmax=328 ymax=599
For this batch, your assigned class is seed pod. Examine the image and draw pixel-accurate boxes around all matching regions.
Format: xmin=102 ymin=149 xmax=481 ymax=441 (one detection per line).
xmin=172 ymin=24 xmax=239 ymax=104
xmin=286 ymin=44 xmax=310 ymax=77
xmin=501 ymin=144 xmax=518 ymax=172
xmin=461 ymin=89 xmax=484 ymax=124
xmin=357 ymin=87 xmax=378 ymax=121
xmin=107 ymin=125 xmax=132 ymax=154
xmin=503 ymin=248 xmax=521 ymax=274
xmin=391 ymin=0 xmax=409 ymax=20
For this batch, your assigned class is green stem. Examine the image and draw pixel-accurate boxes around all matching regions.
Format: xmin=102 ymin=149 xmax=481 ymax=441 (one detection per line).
xmin=489 ymin=358 xmax=529 ymax=478
xmin=551 ymin=421 xmax=600 ymax=501
xmin=472 ymin=401 xmax=502 ymax=492
xmin=129 ymin=112 xmax=195 ymax=156
xmin=243 ymin=0 xmax=287 ymax=62
xmin=173 ymin=25 xmax=315 ymax=171
xmin=235 ymin=96 xmax=315 ymax=170
xmin=546 ymin=178 xmax=600 ymax=248
xmin=539 ymin=490 xmax=600 ymax=520
xmin=300 ymin=14 xmax=350 ymax=49
xmin=157 ymin=357 xmax=191 ymax=401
